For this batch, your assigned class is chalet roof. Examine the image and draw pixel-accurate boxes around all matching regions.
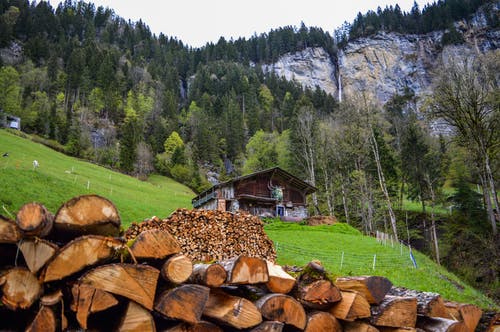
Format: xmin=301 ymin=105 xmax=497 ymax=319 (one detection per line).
xmin=192 ymin=167 xmax=317 ymax=202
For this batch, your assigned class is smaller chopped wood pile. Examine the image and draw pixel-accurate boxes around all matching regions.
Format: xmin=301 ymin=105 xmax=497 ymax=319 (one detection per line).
xmin=0 ymin=194 xmax=498 ymax=331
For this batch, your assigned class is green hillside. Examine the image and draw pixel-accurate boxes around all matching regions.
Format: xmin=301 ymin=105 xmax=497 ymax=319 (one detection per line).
xmin=0 ymin=129 xmax=194 ymax=224
xmin=265 ymin=221 xmax=498 ymax=310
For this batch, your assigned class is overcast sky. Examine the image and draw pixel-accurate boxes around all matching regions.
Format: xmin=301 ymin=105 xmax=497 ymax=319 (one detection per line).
xmin=49 ymin=0 xmax=435 ymax=47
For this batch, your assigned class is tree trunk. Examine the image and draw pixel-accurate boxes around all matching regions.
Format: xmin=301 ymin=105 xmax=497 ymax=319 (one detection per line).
xmin=370 ymin=295 xmax=417 ymax=328
xmin=188 ymin=263 xmax=227 ymax=288
xmin=304 ymin=311 xmax=342 ymax=332
xmin=335 ymin=276 xmax=393 ymax=305
xmin=425 ymin=174 xmax=441 ymax=266
xmin=341 ymin=178 xmax=350 ymax=224
xmin=0 ymin=267 xmax=42 ymax=310
xmin=155 ymin=284 xmax=209 ymax=324
xmin=18 ymin=238 xmax=58 ymax=274
xmin=203 ymin=288 xmax=262 ymax=329
xmin=118 ymin=301 xmax=156 ymax=332
xmin=129 ymin=228 xmax=181 ymax=260
xmin=254 ymin=293 xmax=306 ymax=330
xmin=43 ymin=235 xmax=123 ymax=282
xmin=329 ymin=290 xmax=371 ymax=321
xmin=220 ymin=256 xmax=269 ymax=284
xmin=265 ymin=261 xmax=296 ymax=294
xmin=16 ymin=202 xmax=54 ymax=237
xmin=483 ymin=149 xmax=498 ymax=234
xmin=161 ymin=254 xmax=193 ymax=284
xmin=80 ymin=263 xmax=159 ymax=310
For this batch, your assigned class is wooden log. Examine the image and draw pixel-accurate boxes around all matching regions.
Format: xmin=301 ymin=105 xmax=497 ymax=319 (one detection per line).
xmin=161 ymin=254 xmax=193 ymax=284
xmin=188 ymin=263 xmax=227 ymax=287
xmin=155 ymin=284 xmax=209 ymax=324
xmin=53 ymin=194 xmax=121 ymax=239
xmin=18 ymin=238 xmax=58 ymax=274
xmin=220 ymin=255 xmax=269 ymax=284
xmin=254 ymin=293 xmax=306 ymax=330
xmin=80 ymin=263 xmax=159 ymax=310
xmin=166 ymin=321 xmax=222 ymax=332
xmin=16 ymin=202 xmax=54 ymax=237
xmin=265 ymin=261 xmax=296 ymax=294
xmin=343 ymin=321 xmax=380 ymax=332
xmin=484 ymin=313 xmax=500 ymax=332
xmin=40 ymin=290 xmax=68 ymax=331
xmin=202 ymin=288 xmax=262 ymax=329
xmin=304 ymin=311 xmax=343 ymax=332
xmin=377 ymin=328 xmax=417 ymax=332
xmin=416 ymin=316 xmax=468 ymax=332
xmin=71 ymin=283 xmax=119 ymax=329
xmin=297 ymin=279 xmax=342 ymax=310
xmin=117 ymin=301 xmax=156 ymax=332
xmin=370 ymin=295 xmax=417 ymax=328
xmin=40 ymin=290 xmax=63 ymax=306
xmin=0 ymin=215 xmax=21 ymax=243
xmin=0 ymin=267 xmax=42 ymax=310
xmin=129 ymin=228 xmax=181 ymax=259
xmin=26 ymin=305 xmax=56 ymax=332
xmin=335 ymin=276 xmax=393 ymax=305
xmin=389 ymin=287 xmax=448 ymax=318
xmin=250 ymin=321 xmax=284 ymax=332
xmin=43 ymin=235 xmax=123 ymax=282
xmin=329 ymin=290 xmax=371 ymax=321
xmin=444 ymin=301 xmax=482 ymax=332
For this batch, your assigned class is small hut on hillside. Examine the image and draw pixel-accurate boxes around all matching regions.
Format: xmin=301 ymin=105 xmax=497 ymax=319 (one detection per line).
xmin=192 ymin=167 xmax=316 ymax=219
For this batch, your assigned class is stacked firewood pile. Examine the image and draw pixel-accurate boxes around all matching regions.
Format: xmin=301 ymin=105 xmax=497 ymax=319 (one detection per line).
xmin=125 ymin=208 xmax=277 ymax=262
xmin=0 ymin=194 xmax=498 ymax=331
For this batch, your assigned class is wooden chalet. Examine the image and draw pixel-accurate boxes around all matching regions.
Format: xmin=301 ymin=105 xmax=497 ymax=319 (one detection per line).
xmin=192 ymin=167 xmax=317 ymax=219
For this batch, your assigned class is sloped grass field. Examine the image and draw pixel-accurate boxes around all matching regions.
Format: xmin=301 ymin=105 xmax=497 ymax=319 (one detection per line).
xmin=264 ymin=222 xmax=499 ymax=310
xmin=0 ymin=130 xmax=194 ymax=225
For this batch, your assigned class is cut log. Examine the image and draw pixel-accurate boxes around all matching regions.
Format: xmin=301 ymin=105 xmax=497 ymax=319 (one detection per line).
xmin=155 ymin=284 xmax=209 ymax=324
xmin=80 ymin=263 xmax=159 ymax=310
xmin=296 ymin=279 xmax=342 ymax=309
xmin=254 ymin=293 xmax=306 ymax=330
xmin=165 ymin=321 xmax=223 ymax=332
xmin=335 ymin=276 xmax=393 ymax=305
xmin=19 ymin=238 xmax=58 ymax=274
xmin=71 ymin=283 xmax=119 ymax=329
xmin=370 ymin=295 xmax=417 ymax=328
xmin=220 ymin=255 xmax=269 ymax=284
xmin=377 ymin=328 xmax=417 ymax=332
xmin=117 ymin=301 xmax=156 ymax=332
xmin=40 ymin=290 xmax=68 ymax=331
xmin=40 ymin=290 xmax=63 ymax=306
xmin=16 ymin=202 xmax=53 ymax=237
xmin=250 ymin=321 xmax=284 ymax=332
xmin=265 ymin=261 xmax=296 ymax=294
xmin=0 ymin=267 xmax=42 ymax=310
xmin=43 ymin=235 xmax=123 ymax=282
xmin=416 ymin=316 xmax=468 ymax=332
xmin=344 ymin=321 xmax=380 ymax=332
xmin=329 ymin=290 xmax=371 ymax=321
xmin=0 ymin=215 xmax=21 ymax=243
xmin=304 ymin=311 xmax=342 ymax=332
xmin=53 ymin=194 xmax=120 ymax=239
xmin=189 ymin=263 xmax=227 ymax=287
xmin=202 ymin=288 xmax=262 ymax=329
xmin=26 ymin=305 xmax=56 ymax=332
xmin=444 ymin=301 xmax=482 ymax=332
xmin=161 ymin=254 xmax=193 ymax=284
xmin=389 ymin=287 xmax=448 ymax=318
xmin=129 ymin=228 xmax=181 ymax=259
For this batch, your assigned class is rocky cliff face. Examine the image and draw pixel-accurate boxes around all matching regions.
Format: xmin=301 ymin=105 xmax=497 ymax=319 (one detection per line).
xmin=264 ymin=3 xmax=499 ymax=104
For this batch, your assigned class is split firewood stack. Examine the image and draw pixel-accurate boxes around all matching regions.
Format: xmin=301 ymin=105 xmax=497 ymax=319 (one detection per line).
xmin=0 ymin=194 xmax=497 ymax=331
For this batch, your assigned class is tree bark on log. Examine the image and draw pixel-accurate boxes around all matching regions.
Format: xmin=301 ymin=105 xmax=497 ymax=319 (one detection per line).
xmin=304 ymin=311 xmax=342 ymax=332
xmin=117 ymin=301 xmax=156 ymax=332
xmin=250 ymin=321 xmax=284 ymax=332
xmin=416 ymin=316 xmax=468 ymax=332
xmin=0 ymin=215 xmax=21 ymax=243
xmin=43 ymin=235 xmax=123 ymax=282
xmin=80 ymin=263 xmax=159 ymax=310
xmin=19 ymin=238 xmax=58 ymax=274
xmin=377 ymin=328 xmax=417 ymax=332
xmin=265 ymin=261 xmax=295 ymax=294
xmin=220 ymin=256 xmax=269 ymax=284
xmin=254 ymin=293 xmax=306 ymax=330
xmin=16 ymin=202 xmax=54 ymax=237
xmin=25 ymin=305 xmax=56 ymax=332
xmin=0 ymin=267 xmax=42 ymax=310
xmin=202 ymin=288 xmax=262 ymax=329
xmin=155 ymin=284 xmax=209 ymax=324
xmin=329 ymin=290 xmax=371 ymax=321
xmin=129 ymin=229 xmax=181 ymax=260
xmin=188 ymin=263 xmax=227 ymax=288
xmin=165 ymin=321 xmax=223 ymax=332
xmin=344 ymin=321 xmax=380 ymax=332
xmin=53 ymin=195 xmax=120 ymax=240
xmin=389 ymin=288 xmax=448 ymax=318
xmin=161 ymin=254 xmax=192 ymax=284
xmin=70 ymin=283 xmax=118 ymax=329
xmin=335 ymin=276 xmax=393 ymax=305
xmin=370 ymin=295 xmax=417 ymax=328
xmin=444 ymin=301 xmax=482 ymax=332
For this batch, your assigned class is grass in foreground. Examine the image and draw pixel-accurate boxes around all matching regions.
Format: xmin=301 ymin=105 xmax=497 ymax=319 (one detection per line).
xmin=264 ymin=221 xmax=498 ymax=310
xmin=0 ymin=130 xmax=194 ymax=226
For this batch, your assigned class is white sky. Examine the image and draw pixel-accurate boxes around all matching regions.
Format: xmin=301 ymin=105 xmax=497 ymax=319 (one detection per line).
xmin=48 ymin=0 xmax=435 ymax=47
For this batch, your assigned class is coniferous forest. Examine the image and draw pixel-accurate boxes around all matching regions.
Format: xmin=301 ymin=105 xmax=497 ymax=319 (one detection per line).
xmin=0 ymin=0 xmax=499 ymax=300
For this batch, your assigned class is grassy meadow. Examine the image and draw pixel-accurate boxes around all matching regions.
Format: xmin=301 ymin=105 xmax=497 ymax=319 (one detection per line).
xmin=0 ymin=129 xmax=194 ymax=225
